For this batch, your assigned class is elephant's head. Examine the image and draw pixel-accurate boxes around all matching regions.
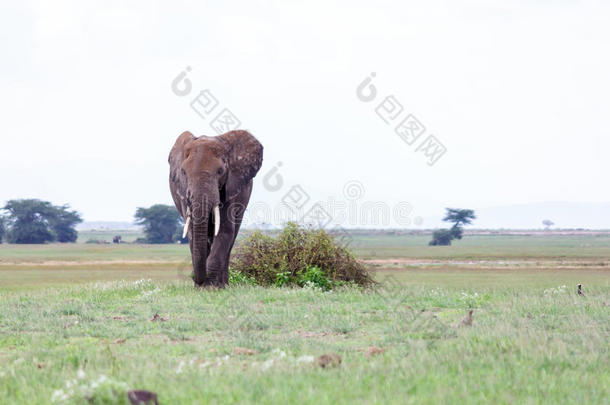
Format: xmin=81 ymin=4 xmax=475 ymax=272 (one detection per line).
xmin=169 ymin=130 xmax=263 ymax=285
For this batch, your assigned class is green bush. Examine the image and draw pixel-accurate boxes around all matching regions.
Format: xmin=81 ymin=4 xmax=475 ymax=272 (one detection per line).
xmin=85 ymin=238 xmax=109 ymax=244
xmin=231 ymin=222 xmax=373 ymax=288
xmin=228 ymin=268 xmax=257 ymax=286
xmin=297 ymin=266 xmax=332 ymax=290
xmin=429 ymin=229 xmax=454 ymax=246
xmin=274 ymin=271 xmax=292 ymax=288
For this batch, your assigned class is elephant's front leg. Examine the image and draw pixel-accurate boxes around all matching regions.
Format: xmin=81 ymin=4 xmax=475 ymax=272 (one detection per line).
xmin=205 ymin=206 xmax=235 ymax=287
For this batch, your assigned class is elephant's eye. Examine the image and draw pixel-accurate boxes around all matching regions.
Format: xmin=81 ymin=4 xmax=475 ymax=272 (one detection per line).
xmin=217 ymin=167 xmax=224 ymax=175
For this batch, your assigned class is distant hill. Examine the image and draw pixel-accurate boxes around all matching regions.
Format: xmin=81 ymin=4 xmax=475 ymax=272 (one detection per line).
xmin=422 ymin=202 xmax=610 ymax=229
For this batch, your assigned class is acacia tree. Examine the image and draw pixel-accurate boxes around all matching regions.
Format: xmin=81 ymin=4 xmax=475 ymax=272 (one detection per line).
xmin=0 ymin=215 xmax=5 ymax=243
xmin=443 ymin=208 xmax=476 ymax=239
xmin=49 ymin=205 xmax=83 ymax=242
xmin=429 ymin=229 xmax=454 ymax=246
xmin=542 ymin=219 xmax=554 ymax=230
xmin=135 ymin=204 xmax=183 ymax=244
xmin=430 ymin=208 xmax=476 ymax=246
xmin=4 ymin=199 xmax=56 ymax=243
xmin=2 ymin=199 xmax=83 ymax=244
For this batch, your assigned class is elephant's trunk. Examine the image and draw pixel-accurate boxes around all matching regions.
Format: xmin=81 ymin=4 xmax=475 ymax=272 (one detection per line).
xmin=190 ymin=195 xmax=211 ymax=285
xmin=191 ymin=218 xmax=209 ymax=285
xmin=189 ymin=191 xmax=220 ymax=286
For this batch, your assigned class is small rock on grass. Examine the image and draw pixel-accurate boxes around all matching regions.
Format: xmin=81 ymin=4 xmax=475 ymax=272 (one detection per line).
xmin=232 ymin=347 xmax=257 ymax=355
xmin=316 ymin=354 xmax=342 ymax=368
xmin=114 ymin=338 xmax=127 ymax=344
xmin=150 ymin=313 xmax=168 ymax=322
xmin=127 ymin=390 xmax=158 ymax=405
xmin=365 ymin=346 xmax=385 ymax=356
xmin=460 ymin=309 xmax=473 ymax=327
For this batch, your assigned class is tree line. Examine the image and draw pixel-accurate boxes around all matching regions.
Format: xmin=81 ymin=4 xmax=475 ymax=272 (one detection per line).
xmin=0 ymin=199 xmax=478 ymax=246
xmin=0 ymin=199 xmax=185 ymax=244
xmin=0 ymin=199 xmax=83 ymax=244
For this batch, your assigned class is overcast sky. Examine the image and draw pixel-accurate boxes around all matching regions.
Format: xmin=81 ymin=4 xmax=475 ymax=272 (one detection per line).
xmin=1 ymin=0 xmax=608 ymax=227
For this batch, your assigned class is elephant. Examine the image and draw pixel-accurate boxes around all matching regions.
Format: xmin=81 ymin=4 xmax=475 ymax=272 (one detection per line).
xmin=169 ymin=130 xmax=263 ymax=287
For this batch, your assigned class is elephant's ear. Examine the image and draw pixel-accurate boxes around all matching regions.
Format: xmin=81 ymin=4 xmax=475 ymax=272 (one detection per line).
xmin=221 ymin=130 xmax=263 ymax=200
xmin=169 ymin=131 xmax=196 ymax=216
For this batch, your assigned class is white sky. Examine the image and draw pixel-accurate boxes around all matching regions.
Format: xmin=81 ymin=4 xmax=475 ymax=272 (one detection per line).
xmin=1 ymin=0 xmax=609 ymax=227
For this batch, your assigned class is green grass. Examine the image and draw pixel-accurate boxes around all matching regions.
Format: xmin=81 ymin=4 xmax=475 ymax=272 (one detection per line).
xmin=77 ymin=230 xmax=144 ymax=243
xmin=0 ymin=233 xmax=609 ymax=403
xmin=0 ymin=282 xmax=608 ymax=404
xmin=0 ymin=243 xmax=188 ymax=263
xmin=350 ymin=234 xmax=610 ymax=259
xmin=3 ymin=234 xmax=610 ymax=264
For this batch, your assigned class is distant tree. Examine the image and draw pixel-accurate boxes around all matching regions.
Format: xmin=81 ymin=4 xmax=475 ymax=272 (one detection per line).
xmin=443 ymin=208 xmax=476 ymax=239
xmin=3 ymin=199 xmax=57 ymax=244
xmin=2 ymin=200 xmax=82 ymax=244
xmin=48 ymin=204 xmax=83 ymax=242
xmin=134 ymin=204 xmax=183 ymax=244
xmin=428 ymin=229 xmax=454 ymax=246
xmin=430 ymin=208 xmax=476 ymax=246
xmin=542 ymin=219 xmax=554 ymax=230
xmin=0 ymin=215 xmax=5 ymax=243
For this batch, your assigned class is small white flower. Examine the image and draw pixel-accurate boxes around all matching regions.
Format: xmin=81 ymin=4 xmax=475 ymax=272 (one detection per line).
xmin=76 ymin=369 xmax=85 ymax=379
xmin=176 ymin=360 xmax=186 ymax=374
xmin=261 ymin=359 xmax=274 ymax=370
xmin=51 ymin=389 xmax=65 ymax=402
xmin=296 ymin=355 xmax=314 ymax=363
xmin=271 ymin=349 xmax=286 ymax=359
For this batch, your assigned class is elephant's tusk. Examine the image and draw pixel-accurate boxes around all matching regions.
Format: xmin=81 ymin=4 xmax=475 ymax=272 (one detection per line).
xmin=214 ymin=205 xmax=220 ymax=236
xmin=182 ymin=207 xmax=191 ymax=239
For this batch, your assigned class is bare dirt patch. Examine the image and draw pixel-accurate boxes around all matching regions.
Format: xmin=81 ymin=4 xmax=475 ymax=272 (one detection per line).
xmin=232 ymin=347 xmax=257 ymax=355
xmin=364 ymin=346 xmax=385 ymax=356
xmin=291 ymin=330 xmax=345 ymax=340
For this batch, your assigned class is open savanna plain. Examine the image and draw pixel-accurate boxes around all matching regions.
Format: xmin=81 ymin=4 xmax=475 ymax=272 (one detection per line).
xmin=0 ymin=232 xmax=608 ymax=404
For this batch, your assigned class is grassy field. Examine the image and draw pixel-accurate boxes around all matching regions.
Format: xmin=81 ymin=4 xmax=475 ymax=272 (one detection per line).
xmin=0 ymin=232 xmax=608 ymax=404
xmin=349 ymin=233 xmax=610 ymax=259
xmin=77 ymin=230 xmax=144 ymax=244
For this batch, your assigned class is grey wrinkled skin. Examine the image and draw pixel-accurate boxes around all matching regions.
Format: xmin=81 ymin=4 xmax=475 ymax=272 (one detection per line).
xmin=169 ymin=130 xmax=263 ymax=287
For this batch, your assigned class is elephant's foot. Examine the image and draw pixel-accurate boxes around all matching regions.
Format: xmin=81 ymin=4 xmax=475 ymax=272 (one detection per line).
xmin=195 ymin=267 xmax=228 ymax=288
xmin=193 ymin=282 xmax=222 ymax=290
